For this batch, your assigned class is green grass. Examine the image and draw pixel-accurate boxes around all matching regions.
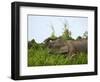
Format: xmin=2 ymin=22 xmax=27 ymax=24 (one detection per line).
xmin=28 ymin=46 xmax=88 ymax=66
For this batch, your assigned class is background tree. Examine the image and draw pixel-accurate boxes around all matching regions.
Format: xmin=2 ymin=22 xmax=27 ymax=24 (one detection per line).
xmin=83 ymin=31 xmax=88 ymax=39
xmin=28 ymin=39 xmax=40 ymax=49
xmin=76 ymin=36 xmax=82 ymax=40
xmin=61 ymin=22 xmax=73 ymax=40
xmin=28 ymin=39 xmax=36 ymax=49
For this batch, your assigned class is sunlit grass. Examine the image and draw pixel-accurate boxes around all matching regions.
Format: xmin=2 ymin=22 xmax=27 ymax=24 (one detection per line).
xmin=28 ymin=46 xmax=88 ymax=66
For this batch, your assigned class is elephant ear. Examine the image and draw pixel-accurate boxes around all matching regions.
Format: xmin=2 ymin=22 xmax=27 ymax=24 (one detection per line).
xmin=59 ymin=46 xmax=69 ymax=53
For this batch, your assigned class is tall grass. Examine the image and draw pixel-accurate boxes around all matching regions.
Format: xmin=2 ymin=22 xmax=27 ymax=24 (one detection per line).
xmin=28 ymin=46 xmax=88 ymax=66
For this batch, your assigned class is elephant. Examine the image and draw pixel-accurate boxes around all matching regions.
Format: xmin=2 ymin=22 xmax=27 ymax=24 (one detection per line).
xmin=46 ymin=38 xmax=87 ymax=56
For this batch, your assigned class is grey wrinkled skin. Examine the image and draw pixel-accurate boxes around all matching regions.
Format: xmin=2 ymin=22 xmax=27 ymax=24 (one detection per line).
xmin=46 ymin=38 xmax=87 ymax=56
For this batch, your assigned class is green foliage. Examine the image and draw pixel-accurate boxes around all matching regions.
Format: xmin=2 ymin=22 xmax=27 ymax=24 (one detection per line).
xmin=28 ymin=45 xmax=88 ymax=66
xmin=61 ymin=23 xmax=73 ymax=40
xmin=28 ymin=39 xmax=36 ymax=49
xmin=28 ymin=39 xmax=40 ymax=49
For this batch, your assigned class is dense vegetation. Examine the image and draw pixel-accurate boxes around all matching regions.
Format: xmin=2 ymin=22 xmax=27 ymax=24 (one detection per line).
xmin=28 ymin=22 xmax=88 ymax=66
xmin=28 ymin=45 xmax=87 ymax=66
